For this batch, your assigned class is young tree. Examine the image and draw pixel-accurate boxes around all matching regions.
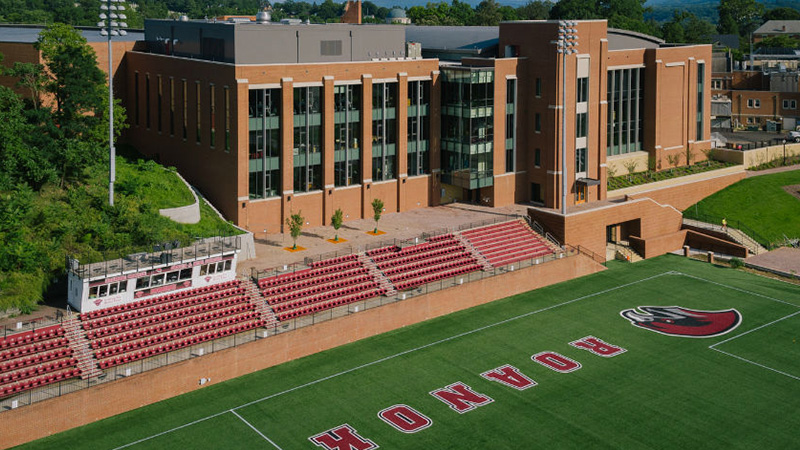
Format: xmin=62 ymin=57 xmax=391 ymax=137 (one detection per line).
xmin=371 ymin=198 xmax=384 ymax=234
xmin=331 ymin=208 xmax=343 ymax=242
xmin=4 ymin=62 xmax=47 ymax=110
xmin=517 ymin=0 xmax=552 ymax=20
xmin=286 ymin=211 xmax=304 ymax=250
xmin=717 ymin=0 xmax=764 ymax=36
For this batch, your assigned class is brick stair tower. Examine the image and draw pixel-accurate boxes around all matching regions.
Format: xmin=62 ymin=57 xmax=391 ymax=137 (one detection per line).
xmin=240 ymin=277 xmax=280 ymax=328
xmin=453 ymin=232 xmax=493 ymax=271
xmin=358 ymin=253 xmax=397 ymax=297
xmin=62 ymin=317 xmax=103 ymax=379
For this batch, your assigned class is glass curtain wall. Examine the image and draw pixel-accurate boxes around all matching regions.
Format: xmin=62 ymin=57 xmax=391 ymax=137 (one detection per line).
xmin=441 ymin=68 xmax=494 ymax=189
xmin=248 ymin=88 xmax=281 ymax=199
xmin=407 ymin=80 xmax=431 ymax=176
xmin=372 ymin=82 xmax=397 ymax=181
xmin=607 ymin=67 xmax=644 ymax=156
xmin=334 ymin=85 xmax=361 ymax=186
xmin=294 ymin=86 xmax=323 ymax=192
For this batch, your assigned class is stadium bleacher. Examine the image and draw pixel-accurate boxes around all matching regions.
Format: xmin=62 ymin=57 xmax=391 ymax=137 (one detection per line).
xmin=79 ymin=281 xmax=264 ymax=369
xmin=460 ymin=220 xmax=555 ymax=267
xmin=0 ymin=325 xmax=80 ymax=398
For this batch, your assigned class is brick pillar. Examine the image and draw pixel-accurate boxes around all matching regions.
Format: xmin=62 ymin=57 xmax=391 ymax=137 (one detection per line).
xmin=361 ymin=74 xmax=373 ymax=220
xmin=397 ymin=73 xmax=408 ymax=212
xmin=281 ymin=77 xmax=294 ymax=233
xmin=430 ymin=70 xmax=442 ymax=206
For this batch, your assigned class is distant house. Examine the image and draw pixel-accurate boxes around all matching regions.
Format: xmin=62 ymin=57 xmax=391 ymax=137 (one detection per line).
xmin=386 ymin=8 xmax=410 ymax=25
xmin=753 ymin=20 xmax=800 ymax=43
xmin=709 ymin=34 xmax=739 ymax=51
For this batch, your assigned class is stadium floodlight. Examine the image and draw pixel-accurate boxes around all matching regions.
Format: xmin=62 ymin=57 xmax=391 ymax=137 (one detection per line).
xmin=556 ymin=20 xmax=579 ymax=215
xmin=99 ymin=0 xmax=128 ymax=206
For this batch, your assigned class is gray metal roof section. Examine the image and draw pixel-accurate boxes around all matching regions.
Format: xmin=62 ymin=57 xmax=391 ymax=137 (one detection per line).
xmin=709 ymin=34 xmax=739 ymax=50
xmin=755 ymin=20 xmax=800 ymax=36
xmin=405 ymin=26 xmax=498 ymax=52
xmin=0 ymin=24 xmax=143 ymax=43
xmin=607 ymin=28 xmax=664 ymax=50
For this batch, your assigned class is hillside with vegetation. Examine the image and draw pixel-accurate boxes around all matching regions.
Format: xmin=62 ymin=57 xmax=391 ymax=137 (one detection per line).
xmin=0 ymin=24 xmax=238 ymax=314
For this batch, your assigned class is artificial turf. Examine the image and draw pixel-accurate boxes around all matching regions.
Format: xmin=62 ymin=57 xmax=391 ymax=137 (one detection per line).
xmin=685 ymin=169 xmax=800 ymax=246
xmin=15 ymin=255 xmax=800 ymax=449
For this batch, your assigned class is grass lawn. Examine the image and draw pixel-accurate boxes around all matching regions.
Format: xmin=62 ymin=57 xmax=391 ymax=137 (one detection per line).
xmin=684 ymin=170 xmax=800 ymax=246
xmin=16 ymin=255 xmax=800 ymax=450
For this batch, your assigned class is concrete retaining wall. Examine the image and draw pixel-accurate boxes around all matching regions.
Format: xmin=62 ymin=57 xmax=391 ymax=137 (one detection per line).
xmin=713 ymin=143 xmax=800 ymax=168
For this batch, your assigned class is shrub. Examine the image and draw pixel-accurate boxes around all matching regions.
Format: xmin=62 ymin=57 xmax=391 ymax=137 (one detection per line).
xmin=729 ymin=257 xmax=744 ymax=269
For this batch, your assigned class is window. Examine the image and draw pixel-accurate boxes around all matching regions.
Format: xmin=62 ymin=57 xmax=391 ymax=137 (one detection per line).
xmin=697 ymin=62 xmax=704 ymax=141
xmin=134 ymin=72 xmax=140 ymax=126
xmin=249 ymin=88 xmax=281 ymax=199
xmin=294 ymin=86 xmax=323 ymax=191
xmin=407 ymin=80 xmax=430 ymax=177
xmin=145 ymin=74 xmax=151 ymax=129
xmin=169 ymin=77 xmax=175 ymax=136
xmin=746 ymin=117 xmax=756 ymax=125
xmin=506 ymin=78 xmax=516 ymax=173
xmin=711 ymin=79 xmax=723 ymax=90
xmin=783 ymin=99 xmax=797 ymax=110
xmin=182 ymin=79 xmax=188 ymax=140
xmin=88 ymin=281 xmax=127 ymax=299
xmin=575 ymin=147 xmax=587 ymax=174
xmin=535 ymin=78 xmax=542 ymax=97
xmin=209 ymin=84 xmax=216 ymax=147
xmin=335 ymin=84 xmax=362 ymax=185
xmin=195 ymin=81 xmax=201 ymax=143
xmin=577 ymin=77 xmax=589 ymax=103
xmin=372 ymin=82 xmax=398 ymax=181
xmin=157 ymin=75 xmax=162 ymax=133
xmin=747 ymin=98 xmax=760 ymax=108
xmin=224 ymin=87 xmax=231 ymax=151
xmin=607 ymin=67 xmax=644 ymax=156
xmin=535 ymin=113 xmax=541 ymax=132
xmin=534 ymin=148 xmax=541 ymax=167
xmin=576 ymin=112 xmax=588 ymax=138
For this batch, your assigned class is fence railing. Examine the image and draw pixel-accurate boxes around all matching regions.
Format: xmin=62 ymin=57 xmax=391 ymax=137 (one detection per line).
xmin=1 ymin=246 xmax=575 ymax=413
xmin=723 ymin=138 xmax=785 ymax=151
xmin=682 ymin=211 xmax=773 ymax=251
xmin=1 ymin=315 xmax=65 ymax=340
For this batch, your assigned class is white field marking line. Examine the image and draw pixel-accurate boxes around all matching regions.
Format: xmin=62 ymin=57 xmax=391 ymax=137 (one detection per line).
xmin=710 ymin=309 xmax=800 ymax=349
xmin=112 ymin=271 xmax=672 ymax=450
xmin=710 ymin=347 xmax=800 ymax=382
xmin=230 ymin=410 xmax=284 ymax=450
xmin=674 ymin=271 xmax=800 ymax=308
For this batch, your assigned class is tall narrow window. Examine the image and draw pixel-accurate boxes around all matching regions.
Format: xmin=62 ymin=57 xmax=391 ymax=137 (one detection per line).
xmin=224 ymin=87 xmax=230 ymax=151
xmin=335 ymin=84 xmax=362 ymax=186
xmin=576 ymin=112 xmax=587 ymax=138
xmin=134 ymin=72 xmax=140 ymax=126
xmin=209 ymin=84 xmax=216 ymax=147
xmin=575 ymin=147 xmax=587 ymax=174
xmin=607 ymin=68 xmax=644 ymax=155
xmin=505 ymin=78 xmax=517 ymax=173
xmin=195 ymin=81 xmax=201 ymax=144
xmin=535 ymin=78 xmax=542 ymax=97
xmin=157 ymin=75 xmax=163 ymax=133
xmin=697 ymin=62 xmax=704 ymax=141
xmin=535 ymin=113 xmax=541 ymax=132
xmin=407 ymin=80 xmax=430 ymax=177
xmin=169 ymin=77 xmax=175 ymax=136
xmin=145 ymin=74 xmax=151 ymax=129
xmin=181 ymin=79 xmax=188 ymax=140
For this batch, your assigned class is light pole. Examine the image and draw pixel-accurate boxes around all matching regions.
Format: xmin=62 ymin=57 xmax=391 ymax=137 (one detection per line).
xmin=783 ymin=139 xmax=787 ymax=166
xmin=557 ymin=21 xmax=578 ymax=215
xmin=98 ymin=0 xmax=128 ymax=206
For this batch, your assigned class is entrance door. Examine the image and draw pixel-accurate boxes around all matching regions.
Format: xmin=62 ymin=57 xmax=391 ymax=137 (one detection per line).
xmin=576 ymin=184 xmax=587 ymax=204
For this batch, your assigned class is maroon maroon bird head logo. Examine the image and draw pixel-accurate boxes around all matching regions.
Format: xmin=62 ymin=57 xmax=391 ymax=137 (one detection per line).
xmin=620 ymin=306 xmax=741 ymax=338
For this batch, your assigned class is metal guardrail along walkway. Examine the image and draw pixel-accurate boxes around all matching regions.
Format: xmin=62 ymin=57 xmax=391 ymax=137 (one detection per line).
xmin=683 ymin=218 xmax=767 ymax=256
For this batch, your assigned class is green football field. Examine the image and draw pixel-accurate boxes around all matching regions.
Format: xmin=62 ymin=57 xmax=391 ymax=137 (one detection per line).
xmin=17 ymin=255 xmax=800 ymax=449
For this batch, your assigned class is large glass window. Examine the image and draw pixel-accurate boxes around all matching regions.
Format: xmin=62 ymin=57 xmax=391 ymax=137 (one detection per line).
xmin=294 ymin=86 xmax=322 ymax=192
xmin=441 ymin=68 xmax=494 ymax=190
xmin=169 ymin=77 xmax=175 ymax=136
xmin=195 ymin=81 xmax=201 ymax=144
xmin=249 ymin=88 xmax=281 ymax=199
xmin=157 ymin=75 xmax=162 ymax=133
xmin=372 ymin=82 xmax=397 ymax=181
xmin=607 ymin=67 xmax=644 ymax=156
xmin=407 ymin=80 xmax=431 ymax=177
xmin=334 ymin=84 xmax=361 ymax=186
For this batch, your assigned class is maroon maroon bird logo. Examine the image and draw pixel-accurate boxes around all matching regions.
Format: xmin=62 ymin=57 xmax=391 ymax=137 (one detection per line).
xmin=620 ymin=306 xmax=741 ymax=338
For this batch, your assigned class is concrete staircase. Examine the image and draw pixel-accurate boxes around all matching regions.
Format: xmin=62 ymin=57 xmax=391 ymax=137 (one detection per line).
xmin=62 ymin=318 xmax=103 ymax=379
xmin=358 ymin=253 xmax=397 ymax=297
xmin=608 ymin=241 xmax=643 ymax=263
xmin=683 ymin=218 xmax=767 ymax=256
xmin=240 ymin=278 xmax=280 ymax=328
xmin=453 ymin=232 xmax=493 ymax=271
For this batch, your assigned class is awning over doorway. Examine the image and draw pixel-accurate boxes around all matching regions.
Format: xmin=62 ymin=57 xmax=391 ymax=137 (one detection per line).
xmin=577 ymin=177 xmax=601 ymax=186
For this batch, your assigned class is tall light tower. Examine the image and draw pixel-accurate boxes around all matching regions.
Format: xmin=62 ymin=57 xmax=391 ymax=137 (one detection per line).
xmin=98 ymin=0 xmax=128 ymax=206
xmin=557 ymin=21 xmax=578 ymax=215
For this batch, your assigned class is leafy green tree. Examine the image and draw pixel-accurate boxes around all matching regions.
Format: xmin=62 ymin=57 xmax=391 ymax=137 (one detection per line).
xmin=756 ymin=34 xmax=800 ymax=49
xmin=331 ymin=208 xmax=343 ymax=241
xmin=371 ymin=198 xmax=384 ymax=234
xmin=286 ymin=211 xmax=304 ymax=250
xmin=717 ymin=0 xmax=764 ymax=36
xmin=0 ymin=86 xmax=54 ymax=190
xmin=549 ymin=0 xmax=601 ymax=20
xmin=762 ymin=7 xmax=800 ymax=22
xmin=474 ymin=0 xmax=502 ymax=25
xmin=4 ymin=62 xmax=47 ymax=110
xmin=661 ymin=11 xmax=715 ymax=44
xmin=517 ymin=0 xmax=552 ymax=20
